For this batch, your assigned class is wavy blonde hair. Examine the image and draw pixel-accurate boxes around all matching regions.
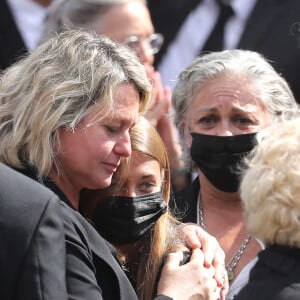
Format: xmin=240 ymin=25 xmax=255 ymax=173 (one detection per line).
xmin=0 ymin=29 xmax=152 ymax=180
xmin=241 ymin=110 xmax=300 ymax=247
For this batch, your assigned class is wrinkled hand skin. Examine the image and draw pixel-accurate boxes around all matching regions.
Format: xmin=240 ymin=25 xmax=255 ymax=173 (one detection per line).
xmin=178 ymin=223 xmax=229 ymax=300
xmin=157 ymin=248 xmax=225 ymax=300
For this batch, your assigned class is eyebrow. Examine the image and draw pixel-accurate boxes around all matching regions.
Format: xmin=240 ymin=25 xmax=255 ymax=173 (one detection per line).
xmin=196 ymin=107 xmax=217 ymax=113
xmin=196 ymin=107 xmax=256 ymax=114
xmin=140 ymin=174 xmax=159 ymax=180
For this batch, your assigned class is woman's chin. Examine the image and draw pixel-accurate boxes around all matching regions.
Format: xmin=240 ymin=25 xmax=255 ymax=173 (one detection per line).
xmin=97 ymin=176 xmax=113 ymax=189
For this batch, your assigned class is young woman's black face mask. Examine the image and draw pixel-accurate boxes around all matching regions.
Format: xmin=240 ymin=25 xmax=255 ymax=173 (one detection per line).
xmin=92 ymin=191 xmax=167 ymax=244
xmin=190 ymin=132 xmax=257 ymax=192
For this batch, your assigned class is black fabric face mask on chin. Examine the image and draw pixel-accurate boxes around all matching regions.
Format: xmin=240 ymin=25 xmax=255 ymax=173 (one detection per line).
xmin=190 ymin=132 xmax=257 ymax=193
xmin=92 ymin=191 xmax=167 ymax=244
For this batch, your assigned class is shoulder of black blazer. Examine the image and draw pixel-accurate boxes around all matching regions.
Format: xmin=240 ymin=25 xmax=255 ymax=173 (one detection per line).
xmin=234 ymin=244 xmax=300 ymax=300
xmin=0 ymin=163 xmax=68 ymax=300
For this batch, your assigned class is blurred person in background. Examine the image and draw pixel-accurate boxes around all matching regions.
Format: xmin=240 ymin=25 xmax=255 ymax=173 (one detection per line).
xmin=148 ymin=0 xmax=300 ymax=103
xmin=0 ymin=0 xmax=55 ymax=70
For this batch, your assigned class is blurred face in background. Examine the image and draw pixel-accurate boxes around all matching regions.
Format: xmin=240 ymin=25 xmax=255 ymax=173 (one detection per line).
xmin=94 ymin=0 xmax=156 ymax=67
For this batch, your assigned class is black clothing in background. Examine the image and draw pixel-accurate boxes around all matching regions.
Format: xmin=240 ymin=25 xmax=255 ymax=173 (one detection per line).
xmin=0 ymin=0 xmax=28 ymax=70
xmin=0 ymin=163 xmax=68 ymax=300
xmin=149 ymin=0 xmax=300 ymax=103
xmin=234 ymin=245 xmax=300 ymax=300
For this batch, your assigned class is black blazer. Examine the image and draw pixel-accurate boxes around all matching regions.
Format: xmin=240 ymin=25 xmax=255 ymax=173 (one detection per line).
xmin=149 ymin=0 xmax=300 ymax=102
xmin=148 ymin=0 xmax=201 ymax=67
xmin=0 ymin=163 xmax=68 ymax=300
xmin=235 ymin=245 xmax=300 ymax=300
xmin=0 ymin=0 xmax=28 ymax=70
xmin=60 ymin=201 xmax=139 ymax=300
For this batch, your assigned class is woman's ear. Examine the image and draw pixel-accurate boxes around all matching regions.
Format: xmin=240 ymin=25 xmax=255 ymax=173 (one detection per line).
xmin=181 ymin=119 xmax=192 ymax=148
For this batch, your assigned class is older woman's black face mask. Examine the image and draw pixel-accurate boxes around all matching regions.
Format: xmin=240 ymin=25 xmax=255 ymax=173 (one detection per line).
xmin=92 ymin=191 xmax=167 ymax=244
xmin=190 ymin=132 xmax=257 ymax=192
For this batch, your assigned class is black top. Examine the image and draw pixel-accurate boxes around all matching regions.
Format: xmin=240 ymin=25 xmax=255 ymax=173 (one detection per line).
xmin=0 ymin=0 xmax=28 ymax=70
xmin=0 ymin=163 xmax=68 ymax=300
xmin=235 ymin=244 xmax=300 ymax=300
xmin=170 ymin=177 xmax=200 ymax=223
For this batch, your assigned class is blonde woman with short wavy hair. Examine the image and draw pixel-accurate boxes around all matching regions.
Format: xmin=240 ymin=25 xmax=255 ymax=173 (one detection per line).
xmin=241 ymin=112 xmax=300 ymax=247
xmin=236 ymin=111 xmax=300 ymax=300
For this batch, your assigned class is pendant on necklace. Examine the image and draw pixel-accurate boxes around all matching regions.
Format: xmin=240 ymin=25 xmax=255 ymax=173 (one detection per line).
xmin=227 ymin=269 xmax=234 ymax=281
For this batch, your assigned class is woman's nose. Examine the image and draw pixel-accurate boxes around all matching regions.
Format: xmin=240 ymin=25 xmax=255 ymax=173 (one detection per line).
xmin=217 ymin=122 xmax=234 ymax=136
xmin=125 ymin=186 xmax=136 ymax=197
xmin=219 ymin=129 xmax=234 ymax=136
xmin=114 ymin=132 xmax=131 ymax=158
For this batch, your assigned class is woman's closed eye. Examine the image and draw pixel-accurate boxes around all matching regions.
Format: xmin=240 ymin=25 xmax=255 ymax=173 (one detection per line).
xmin=105 ymin=125 xmax=122 ymax=134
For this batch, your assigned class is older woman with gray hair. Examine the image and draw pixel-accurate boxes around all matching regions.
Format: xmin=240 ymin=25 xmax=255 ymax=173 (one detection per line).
xmin=170 ymin=49 xmax=298 ymax=300
xmin=235 ymin=111 xmax=300 ymax=300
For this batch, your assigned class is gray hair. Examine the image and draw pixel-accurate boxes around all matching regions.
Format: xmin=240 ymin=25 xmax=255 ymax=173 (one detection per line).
xmin=42 ymin=0 xmax=147 ymax=42
xmin=0 ymin=29 xmax=152 ymax=179
xmin=172 ymin=49 xmax=298 ymax=136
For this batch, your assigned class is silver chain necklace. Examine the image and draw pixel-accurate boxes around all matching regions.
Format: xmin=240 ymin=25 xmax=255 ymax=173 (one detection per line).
xmin=197 ymin=194 xmax=251 ymax=282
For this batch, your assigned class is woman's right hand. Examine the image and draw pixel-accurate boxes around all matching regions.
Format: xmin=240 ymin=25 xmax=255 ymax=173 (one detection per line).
xmin=157 ymin=248 xmax=223 ymax=300
xmin=177 ymin=223 xmax=228 ymax=295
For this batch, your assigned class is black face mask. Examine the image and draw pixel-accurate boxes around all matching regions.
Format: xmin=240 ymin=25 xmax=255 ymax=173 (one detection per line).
xmin=92 ymin=191 xmax=167 ymax=244
xmin=190 ymin=132 xmax=257 ymax=192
